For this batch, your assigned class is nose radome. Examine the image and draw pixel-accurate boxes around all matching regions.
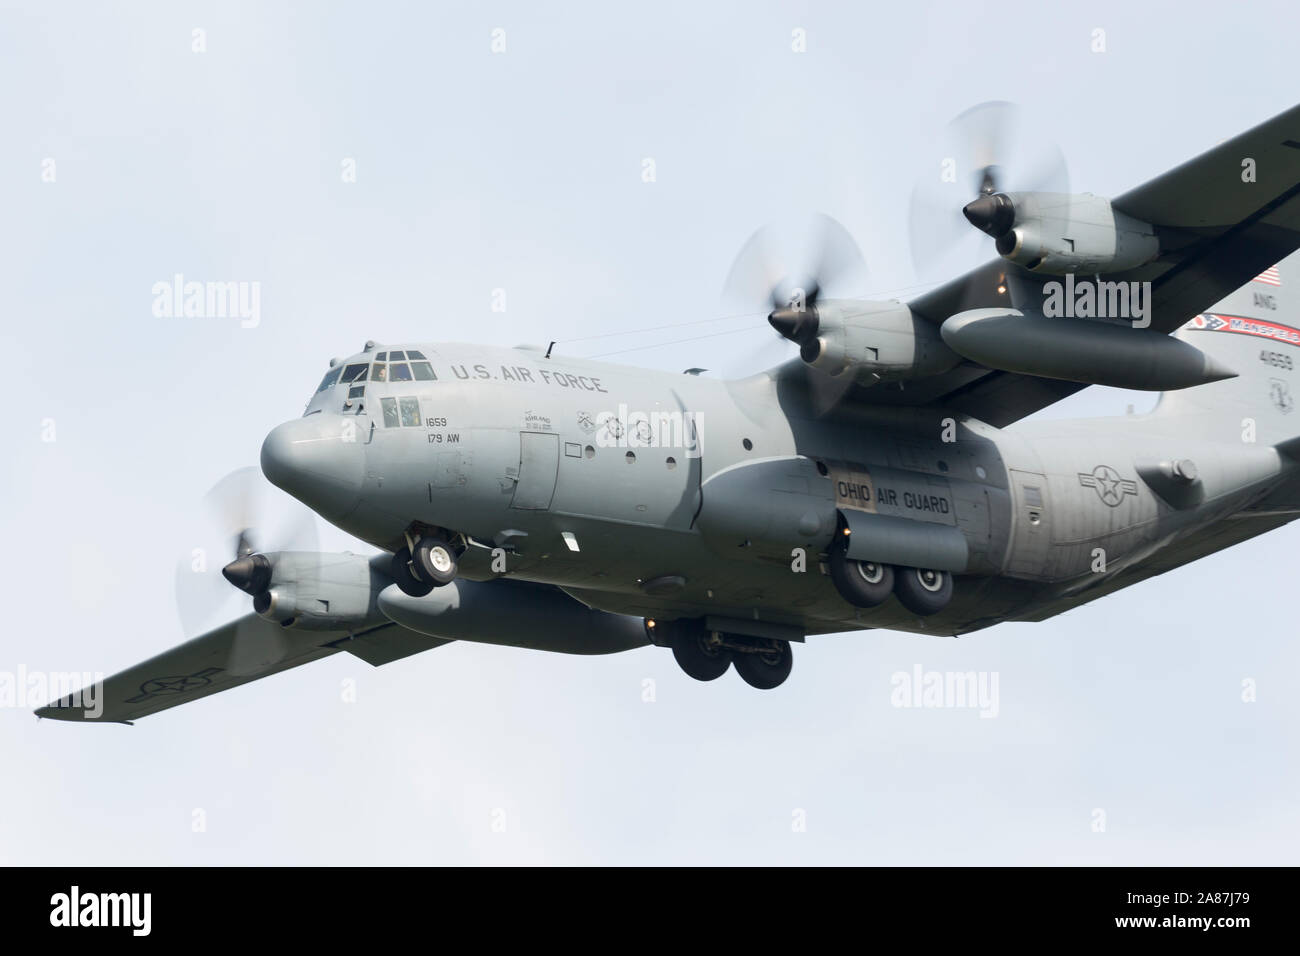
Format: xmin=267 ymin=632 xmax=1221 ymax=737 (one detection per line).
xmin=261 ymin=416 xmax=365 ymax=520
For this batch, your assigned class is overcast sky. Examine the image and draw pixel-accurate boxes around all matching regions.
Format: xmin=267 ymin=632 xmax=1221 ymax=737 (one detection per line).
xmin=2 ymin=0 xmax=1297 ymax=864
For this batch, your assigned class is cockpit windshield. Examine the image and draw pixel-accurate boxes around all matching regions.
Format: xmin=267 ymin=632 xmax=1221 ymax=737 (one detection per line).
xmin=340 ymin=362 xmax=369 ymax=384
xmin=315 ymin=366 xmax=342 ymax=393
xmin=312 ymin=353 xmax=433 ymax=403
xmin=314 ymin=361 xmax=368 ymax=394
xmin=370 ymin=351 xmax=436 ymax=384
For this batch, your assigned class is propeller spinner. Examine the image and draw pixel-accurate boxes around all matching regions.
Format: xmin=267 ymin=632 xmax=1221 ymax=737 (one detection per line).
xmin=172 ymin=467 xmax=319 ymax=673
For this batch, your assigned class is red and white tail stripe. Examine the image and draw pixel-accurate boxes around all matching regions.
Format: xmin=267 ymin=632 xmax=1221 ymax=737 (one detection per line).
xmin=1253 ymin=265 xmax=1282 ymax=286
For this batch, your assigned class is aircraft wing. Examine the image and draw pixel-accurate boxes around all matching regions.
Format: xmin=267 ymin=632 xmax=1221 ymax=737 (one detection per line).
xmin=830 ymin=102 xmax=1300 ymax=427
xmin=34 ymin=615 xmax=451 ymax=724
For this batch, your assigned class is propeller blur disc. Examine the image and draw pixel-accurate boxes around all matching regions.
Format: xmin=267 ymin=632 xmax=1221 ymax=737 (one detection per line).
xmin=172 ymin=467 xmax=319 ymax=642
xmin=720 ymin=212 xmax=870 ymax=318
xmin=908 ymin=100 xmax=1069 ymax=283
xmin=718 ymin=212 xmax=875 ymax=414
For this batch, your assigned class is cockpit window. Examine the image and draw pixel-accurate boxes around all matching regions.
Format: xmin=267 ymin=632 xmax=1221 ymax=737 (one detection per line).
xmin=407 ymin=349 xmax=427 ymax=360
xmin=399 ymin=397 xmax=421 ymax=426
xmin=340 ymin=363 xmax=368 ymax=384
xmin=348 ymin=385 xmax=365 ymax=399
xmin=390 ymin=362 xmax=413 ymax=382
xmin=316 ymin=366 xmax=342 ymax=392
xmin=389 ymin=350 xmax=406 ymax=361
xmin=375 ymin=351 xmax=387 ymax=361
xmin=379 ymin=396 xmax=426 ymax=428
xmin=412 ymin=361 xmax=436 ymax=381
xmin=373 ymin=363 xmax=388 ymax=382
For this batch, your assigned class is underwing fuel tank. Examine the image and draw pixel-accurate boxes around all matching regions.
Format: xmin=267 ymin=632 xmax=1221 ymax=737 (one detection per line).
xmin=377 ymin=578 xmax=648 ymax=655
xmin=940 ymin=308 xmax=1237 ymax=391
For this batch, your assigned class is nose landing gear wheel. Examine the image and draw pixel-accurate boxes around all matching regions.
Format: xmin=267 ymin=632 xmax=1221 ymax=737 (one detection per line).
xmin=893 ymin=567 xmax=953 ymax=616
xmin=414 ymin=535 xmax=458 ymax=586
xmin=828 ymin=540 xmax=895 ymax=608
xmin=391 ymin=545 xmax=434 ymax=597
xmin=733 ymin=642 xmax=793 ymax=690
xmin=671 ymin=628 xmax=732 ymax=682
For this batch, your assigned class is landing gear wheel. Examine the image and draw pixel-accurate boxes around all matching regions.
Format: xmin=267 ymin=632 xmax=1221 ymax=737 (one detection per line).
xmin=893 ymin=567 xmax=953 ymax=616
xmin=828 ymin=542 xmax=895 ymax=608
xmin=391 ymin=546 xmax=434 ymax=597
xmin=414 ymin=535 xmax=458 ymax=586
xmin=733 ymin=642 xmax=793 ymax=690
xmin=671 ymin=627 xmax=731 ymax=681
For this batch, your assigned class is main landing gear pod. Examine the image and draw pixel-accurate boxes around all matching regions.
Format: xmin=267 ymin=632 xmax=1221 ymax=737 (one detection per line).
xmin=828 ymin=511 xmax=962 ymax=616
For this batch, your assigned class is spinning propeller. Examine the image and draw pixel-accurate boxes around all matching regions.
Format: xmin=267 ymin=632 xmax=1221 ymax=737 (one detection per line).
xmin=172 ymin=467 xmax=319 ymax=675
xmin=719 ymin=212 xmax=871 ymax=412
xmin=907 ymin=100 xmax=1069 ymax=283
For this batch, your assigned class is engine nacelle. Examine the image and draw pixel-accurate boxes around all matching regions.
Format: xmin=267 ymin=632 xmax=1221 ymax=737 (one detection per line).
xmin=788 ymin=300 xmax=962 ymax=383
xmin=965 ymin=192 xmax=1159 ymax=274
xmin=252 ymin=551 xmax=390 ymax=630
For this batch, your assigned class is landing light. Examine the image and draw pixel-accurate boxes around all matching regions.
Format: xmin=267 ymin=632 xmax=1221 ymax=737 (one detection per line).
xmin=562 ymin=531 xmax=580 ymax=552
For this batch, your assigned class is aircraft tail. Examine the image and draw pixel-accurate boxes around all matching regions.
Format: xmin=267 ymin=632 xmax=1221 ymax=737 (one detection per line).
xmin=1153 ymin=258 xmax=1299 ymax=449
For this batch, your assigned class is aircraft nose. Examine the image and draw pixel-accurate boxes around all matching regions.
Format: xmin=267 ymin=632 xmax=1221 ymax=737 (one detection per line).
xmin=261 ymin=415 xmax=365 ymax=520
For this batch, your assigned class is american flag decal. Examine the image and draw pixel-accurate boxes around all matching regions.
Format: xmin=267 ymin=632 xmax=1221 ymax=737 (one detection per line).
xmin=1253 ymin=265 xmax=1281 ymax=286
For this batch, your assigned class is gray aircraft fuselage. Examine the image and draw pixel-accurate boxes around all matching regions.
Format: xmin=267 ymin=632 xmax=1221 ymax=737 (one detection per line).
xmin=263 ymin=277 xmax=1297 ymax=640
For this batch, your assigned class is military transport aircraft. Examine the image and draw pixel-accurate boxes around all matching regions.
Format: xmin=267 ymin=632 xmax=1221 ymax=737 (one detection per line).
xmin=36 ymin=101 xmax=1300 ymax=720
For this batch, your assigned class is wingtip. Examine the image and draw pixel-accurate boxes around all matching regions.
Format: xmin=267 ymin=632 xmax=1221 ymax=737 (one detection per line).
xmin=34 ymin=704 xmax=82 ymax=721
xmin=33 ymin=705 xmax=132 ymax=725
